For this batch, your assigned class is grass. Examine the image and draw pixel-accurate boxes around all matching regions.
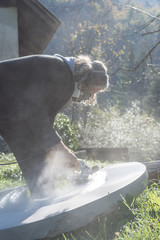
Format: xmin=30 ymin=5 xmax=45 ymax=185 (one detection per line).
xmin=119 ymin=184 xmax=160 ymax=240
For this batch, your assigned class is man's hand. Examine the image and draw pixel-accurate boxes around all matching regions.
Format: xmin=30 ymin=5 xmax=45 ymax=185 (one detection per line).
xmin=45 ymin=141 xmax=79 ymax=170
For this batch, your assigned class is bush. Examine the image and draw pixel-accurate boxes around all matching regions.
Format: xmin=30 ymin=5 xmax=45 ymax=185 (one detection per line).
xmin=77 ymin=103 xmax=160 ymax=161
xmin=54 ymin=113 xmax=79 ymax=151
xmin=0 ymin=153 xmax=23 ymax=181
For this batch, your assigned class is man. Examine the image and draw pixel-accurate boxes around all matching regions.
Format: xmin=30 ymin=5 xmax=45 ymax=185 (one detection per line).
xmin=0 ymin=54 xmax=109 ymax=197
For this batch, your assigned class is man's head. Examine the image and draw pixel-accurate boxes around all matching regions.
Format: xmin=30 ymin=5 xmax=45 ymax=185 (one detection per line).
xmin=73 ymin=55 xmax=109 ymax=103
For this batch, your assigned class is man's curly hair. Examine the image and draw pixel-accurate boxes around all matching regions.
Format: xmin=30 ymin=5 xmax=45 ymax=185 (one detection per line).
xmin=74 ymin=55 xmax=109 ymax=105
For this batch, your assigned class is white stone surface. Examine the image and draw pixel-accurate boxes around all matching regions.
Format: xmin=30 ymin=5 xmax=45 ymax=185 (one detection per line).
xmin=0 ymin=8 xmax=19 ymax=61
xmin=0 ymin=162 xmax=148 ymax=240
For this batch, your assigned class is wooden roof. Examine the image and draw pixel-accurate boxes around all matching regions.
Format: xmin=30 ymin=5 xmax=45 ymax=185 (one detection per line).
xmin=0 ymin=0 xmax=61 ymax=56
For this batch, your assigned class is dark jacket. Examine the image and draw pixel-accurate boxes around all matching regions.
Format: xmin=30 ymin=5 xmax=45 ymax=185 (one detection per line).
xmin=0 ymin=54 xmax=75 ymax=193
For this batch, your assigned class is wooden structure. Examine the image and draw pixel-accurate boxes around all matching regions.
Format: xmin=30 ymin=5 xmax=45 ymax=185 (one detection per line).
xmin=0 ymin=0 xmax=61 ymax=59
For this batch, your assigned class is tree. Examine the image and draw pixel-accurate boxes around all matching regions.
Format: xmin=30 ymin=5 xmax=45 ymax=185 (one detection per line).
xmin=42 ymin=0 xmax=160 ymax=114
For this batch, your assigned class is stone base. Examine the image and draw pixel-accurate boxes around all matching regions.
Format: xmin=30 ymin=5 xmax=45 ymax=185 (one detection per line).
xmin=0 ymin=162 xmax=148 ymax=240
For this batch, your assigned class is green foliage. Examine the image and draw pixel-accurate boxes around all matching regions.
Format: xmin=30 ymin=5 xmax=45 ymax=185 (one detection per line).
xmin=0 ymin=153 xmax=24 ymax=190
xmin=54 ymin=113 xmax=79 ymax=151
xmin=0 ymin=164 xmax=22 ymax=181
xmin=119 ymin=184 xmax=160 ymax=239
xmin=0 ymin=153 xmax=23 ymax=181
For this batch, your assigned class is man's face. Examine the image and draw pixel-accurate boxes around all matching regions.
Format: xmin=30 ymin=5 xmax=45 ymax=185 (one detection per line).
xmin=77 ymin=78 xmax=107 ymax=102
xmin=74 ymin=66 xmax=109 ymax=103
xmin=87 ymin=72 xmax=109 ymax=97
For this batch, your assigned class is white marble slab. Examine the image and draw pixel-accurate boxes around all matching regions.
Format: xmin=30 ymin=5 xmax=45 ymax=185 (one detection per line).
xmin=0 ymin=162 xmax=148 ymax=240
